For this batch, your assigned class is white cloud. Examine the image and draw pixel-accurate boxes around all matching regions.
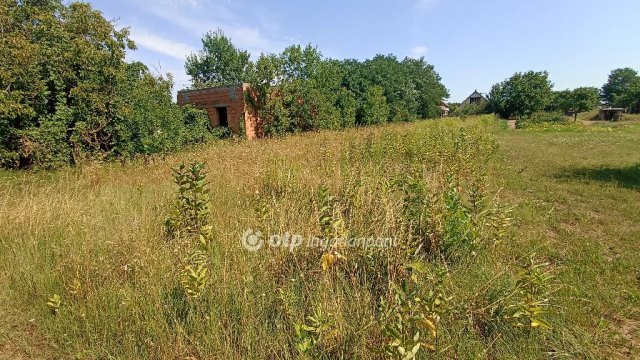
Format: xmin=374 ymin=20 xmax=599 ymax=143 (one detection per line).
xmin=121 ymin=0 xmax=285 ymax=54
xmin=409 ymin=45 xmax=428 ymax=58
xmin=121 ymin=0 xmax=290 ymax=94
xmin=130 ymin=30 xmax=196 ymax=60
xmin=152 ymin=10 xmax=286 ymax=56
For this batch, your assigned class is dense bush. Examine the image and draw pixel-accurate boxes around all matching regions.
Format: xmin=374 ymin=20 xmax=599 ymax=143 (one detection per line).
xmin=450 ymin=102 xmax=488 ymax=117
xmin=515 ymin=111 xmax=565 ymax=129
xmin=114 ymin=64 xmax=212 ymax=158
xmin=0 ymin=0 xmax=212 ymax=169
xmin=243 ymin=45 xmax=345 ymax=135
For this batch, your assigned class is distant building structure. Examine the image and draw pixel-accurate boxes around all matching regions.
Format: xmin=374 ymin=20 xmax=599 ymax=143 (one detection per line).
xmin=599 ymin=107 xmax=624 ymax=121
xmin=439 ymin=101 xmax=450 ymax=117
xmin=177 ymin=83 xmax=263 ymax=139
xmin=460 ymin=90 xmax=487 ymax=109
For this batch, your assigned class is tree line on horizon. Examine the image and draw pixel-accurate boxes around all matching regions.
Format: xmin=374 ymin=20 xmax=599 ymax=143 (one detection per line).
xmin=456 ymin=68 xmax=640 ymax=119
xmin=185 ymin=30 xmax=449 ymax=135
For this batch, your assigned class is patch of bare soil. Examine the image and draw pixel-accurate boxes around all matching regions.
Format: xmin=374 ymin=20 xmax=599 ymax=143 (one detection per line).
xmin=610 ymin=316 xmax=640 ymax=358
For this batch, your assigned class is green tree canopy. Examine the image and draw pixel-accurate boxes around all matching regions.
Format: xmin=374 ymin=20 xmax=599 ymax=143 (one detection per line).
xmin=549 ymin=87 xmax=600 ymax=119
xmin=361 ymin=86 xmax=389 ymax=125
xmin=488 ymin=71 xmax=554 ymax=118
xmin=602 ymin=68 xmax=640 ymax=112
xmin=341 ymin=55 xmax=449 ymax=122
xmin=185 ymin=29 xmax=251 ymax=88
xmin=0 ymin=0 xmax=210 ymax=169
xmin=549 ymin=89 xmax=574 ymax=115
xmin=402 ymin=57 xmax=449 ymax=119
xmin=570 ymin=87 xmax=600 ymax=120
xmin=362 ymin=55 xmax=418 ymax=122
xmin=243 ymin=44 xmax=449 ymax=135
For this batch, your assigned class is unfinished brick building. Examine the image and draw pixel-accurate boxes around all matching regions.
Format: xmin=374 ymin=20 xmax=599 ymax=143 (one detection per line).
xmin=177 ymin=83 xmax=263 ymax=139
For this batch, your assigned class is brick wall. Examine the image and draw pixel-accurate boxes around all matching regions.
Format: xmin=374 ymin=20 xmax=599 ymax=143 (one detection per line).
xmin=177 ymin=83 xmax=263 ymax=139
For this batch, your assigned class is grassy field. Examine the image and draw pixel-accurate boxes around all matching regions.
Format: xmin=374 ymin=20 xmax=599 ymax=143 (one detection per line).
xmin=0 ymin=116 xmax=638 ymax=359
xmin=496 ymin=119 xmax=640 ymax=358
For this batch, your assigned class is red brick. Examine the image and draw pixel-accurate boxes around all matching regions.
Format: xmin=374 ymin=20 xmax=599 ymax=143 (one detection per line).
xmin=177 ymin=83 xmax=263 ymax=139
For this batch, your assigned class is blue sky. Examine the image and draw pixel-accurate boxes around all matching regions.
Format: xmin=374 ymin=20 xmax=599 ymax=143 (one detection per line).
xmin=91 ymin=0 xmax=640 ymax=102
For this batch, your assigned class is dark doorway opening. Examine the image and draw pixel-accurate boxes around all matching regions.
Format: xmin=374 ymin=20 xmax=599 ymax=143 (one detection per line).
xmin=216 ymin=107 xmax=228 ymax=127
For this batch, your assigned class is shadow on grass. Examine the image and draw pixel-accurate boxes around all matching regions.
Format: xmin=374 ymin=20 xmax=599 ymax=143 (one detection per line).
xmin=556 ymin=164 xmax=640 ymax=190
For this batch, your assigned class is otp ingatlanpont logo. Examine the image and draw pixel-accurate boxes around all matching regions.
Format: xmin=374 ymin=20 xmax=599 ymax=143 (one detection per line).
xmin=241 ymin=229 xmax=263 ymax=251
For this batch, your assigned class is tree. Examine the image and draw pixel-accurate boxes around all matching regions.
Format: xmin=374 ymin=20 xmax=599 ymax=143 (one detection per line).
xmin=240 ymin=41 xmax=449 ymax=134
xmin=488 ymin=71 xmax=554 ymax=118
xmin=621 ymin=79 xmax=640 ymax=113
xmin=402 ymin=57 xmax=449 ymax=119
xmin=277 ymin=45 xmax=342 ymax=131
xmin=0 ymin=0 xmax=210 ymax=169
xmin=570 ymin=87 xmax=600 ymax=120
xmin=244 ymin=53 xmax=289 ymax=134
xmin=363 ymin=55 xmax=417 ymax=122
xmin=185 ymin=29 xmax=251 ymax=88
xmin=335 ymin=88 xmax=357 ymax=128
xmin=0 ymin=0 xmax=135 ymax=167
xmin=245 ymin=45 xmax=344 ymax=134
xmin=337 ymin=56 xmax=448 ymax=123
xmin=548 ymin=89 xmax=573 ymax=115
xmin=549 ymin=87 xmax=599 ymax=120
xmin=601 ymin=68 xmax=640 ymax=111
xmin=361 ymin=86 xmax=389 ymax=125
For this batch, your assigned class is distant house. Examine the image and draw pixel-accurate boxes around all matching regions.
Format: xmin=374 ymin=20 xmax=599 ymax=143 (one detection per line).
xmin=439 ymin=101 xmax=450 ymax=117
xmin=177 ymin=83 xmax=263 ymax=139
xmin=460 ymin=90 xmax=487 ymax=109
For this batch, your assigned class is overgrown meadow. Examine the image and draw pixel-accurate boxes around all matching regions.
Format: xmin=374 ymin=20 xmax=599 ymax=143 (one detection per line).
xmin=0 ymin=116 xmax=562 ymax=358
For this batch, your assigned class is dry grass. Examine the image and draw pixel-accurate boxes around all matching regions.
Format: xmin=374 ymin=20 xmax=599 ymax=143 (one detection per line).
xmin=0 ymin=115 xmax=638 ymax=358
